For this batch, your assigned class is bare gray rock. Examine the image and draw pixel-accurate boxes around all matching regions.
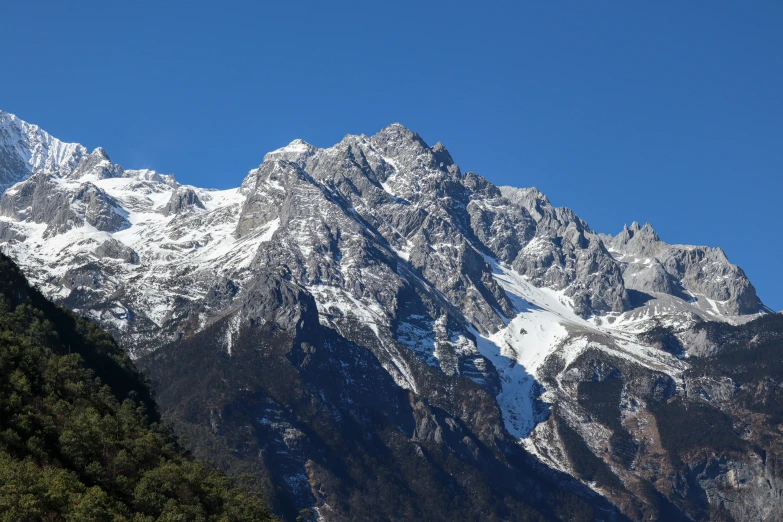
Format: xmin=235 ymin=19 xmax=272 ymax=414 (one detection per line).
xmin=70 ymin=147 xmax=124 ymax=179
xmin=73 ymin=183 xmax=129 ymax=232
xmin=162 ymin=187 xmax=205 ymax=216
xmin=501 ymin=186 xmax=630 ymax=316
xmin=0 ymin=111 xmax=776 ymax=522
xmin=94 ymin=238 xmax=140 ymax=264
xmin=608 ymin=221 xmax=763 ymax=315
xmin=0 ymin=173 xmax=128 ymax=236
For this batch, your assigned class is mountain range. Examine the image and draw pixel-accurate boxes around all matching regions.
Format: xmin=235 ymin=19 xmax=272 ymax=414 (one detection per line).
xmin=0 ymin=109 xmax=779 ymax=521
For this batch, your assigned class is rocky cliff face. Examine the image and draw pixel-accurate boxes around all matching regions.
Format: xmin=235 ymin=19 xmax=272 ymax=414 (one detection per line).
xmin=604 ymin=221 xmax=763 ymax=315
xmin=0 ymin=108 xmax=775 ymax=521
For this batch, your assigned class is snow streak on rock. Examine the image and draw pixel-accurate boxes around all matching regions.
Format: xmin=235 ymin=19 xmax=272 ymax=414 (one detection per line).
xmin=0 ymin=109 xmax=772 ymax=520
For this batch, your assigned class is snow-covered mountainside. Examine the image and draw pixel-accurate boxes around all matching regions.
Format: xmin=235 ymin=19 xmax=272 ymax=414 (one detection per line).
xmin=0 ymin=109 xmax=776 ymax=521
xmin=0 ymin=111 xmax=87 ymax=189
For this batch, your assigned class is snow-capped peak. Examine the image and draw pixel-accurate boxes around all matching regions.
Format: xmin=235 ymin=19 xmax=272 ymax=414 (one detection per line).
xmin=0 ymin=109 xmax=88 ymax=188
xmin=0 ymin=113 xmax=773 ymax=520
xmin=91 ymin=147 xmax=111 ymax=161
xmin=263 ymin=139 xmax=318 ymax=167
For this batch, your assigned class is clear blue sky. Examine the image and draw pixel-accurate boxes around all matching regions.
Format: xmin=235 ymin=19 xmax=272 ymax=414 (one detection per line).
xmin=1 ymin=2 xmax=781 ymax=309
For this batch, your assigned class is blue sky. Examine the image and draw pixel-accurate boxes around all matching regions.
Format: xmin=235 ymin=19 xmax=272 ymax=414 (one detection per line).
xmin=2 ymin=2 xmax=781 ymax=309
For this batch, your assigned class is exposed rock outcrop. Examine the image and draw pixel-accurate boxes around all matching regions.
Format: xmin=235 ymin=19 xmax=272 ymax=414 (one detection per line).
xmin=0 ymin=110 xmax=774 ymax=522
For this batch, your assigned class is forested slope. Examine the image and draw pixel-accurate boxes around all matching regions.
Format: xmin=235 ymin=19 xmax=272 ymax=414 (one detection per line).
xmin=0 ymin=252 xmax=275 ymax=521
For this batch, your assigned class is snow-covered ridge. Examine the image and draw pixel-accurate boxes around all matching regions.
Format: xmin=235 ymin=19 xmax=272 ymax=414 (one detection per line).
xmin=4 ymin=110 xmax=778 ymax=520
xmin=0 ymin=109 xmax=766 ymax=454
xmin=0 ymin=110 xmax=88 ymax=188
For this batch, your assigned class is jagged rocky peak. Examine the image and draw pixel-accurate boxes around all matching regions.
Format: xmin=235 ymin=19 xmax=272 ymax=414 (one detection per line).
xmin=495 ymin=185 xmax=630 ymax=316
xmin=367 ymin=123 xmax=462 ymax=178
xmin=263 ymin=138 xmax=318 ymax=168
xmin=501 ymin=186 xmax=593 ymax=244
xmin=608 ymin=221 xmax=763 ymax=315
xmin=90 ymin=147 xmax=111 ymax=162
xmin=70 ymin=146 xmax=124 ymax=180
xmin=430 ymin=141 xmax=455 ymax=169
xmin=234 ymin=125 xmax=633 ymax=321
xmin=610 ymin=220 xmax=664 ymax=257
xmin=162 ymin=187 xmax=205 ymax=216
xmin=369 ymin=122 xmax=437 ymax=170
xmin=0 ymin=109 xmax=88 ymax=188
xmin=499 ymin=186 xmax=552 ymax=221
xmin=91 ymin=146 xmax=110 ymax=161
xmin=0 ymin=113 xmax=779 ymax=521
